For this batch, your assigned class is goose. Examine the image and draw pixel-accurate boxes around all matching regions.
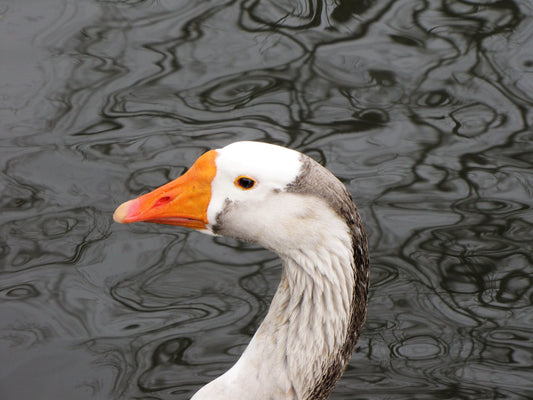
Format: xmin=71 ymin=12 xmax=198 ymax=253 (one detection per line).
xmin=113 ymin=141 xmax=369 ymax=400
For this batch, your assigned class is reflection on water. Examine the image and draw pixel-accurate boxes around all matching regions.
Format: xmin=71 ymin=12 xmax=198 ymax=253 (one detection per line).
xmin=1 ymin=0 xmax=533 ymax=399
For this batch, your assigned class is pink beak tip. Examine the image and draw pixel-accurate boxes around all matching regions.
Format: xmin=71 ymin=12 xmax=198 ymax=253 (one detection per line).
xmin=113 ymin=200 xmax=133 ymax=223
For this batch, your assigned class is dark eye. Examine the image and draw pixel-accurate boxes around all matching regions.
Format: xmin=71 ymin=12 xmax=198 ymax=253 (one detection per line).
xmin=235 ymin=176 xmax=256 ymax=190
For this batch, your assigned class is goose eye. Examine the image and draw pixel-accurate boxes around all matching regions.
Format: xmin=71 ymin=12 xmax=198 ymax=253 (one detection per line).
xmin=235 ymin=176 xmax=256 ymax=190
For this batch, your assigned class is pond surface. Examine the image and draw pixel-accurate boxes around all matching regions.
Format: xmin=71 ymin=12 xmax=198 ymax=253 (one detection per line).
xmin=1 ymin=0 xmax=533 ymax=399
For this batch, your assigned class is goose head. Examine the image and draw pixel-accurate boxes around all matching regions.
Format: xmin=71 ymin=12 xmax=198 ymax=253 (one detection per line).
xmin=114 ymin=141 xmax=358 ymax=255
xmin=113 ymin=141 xmax=369 ymax=399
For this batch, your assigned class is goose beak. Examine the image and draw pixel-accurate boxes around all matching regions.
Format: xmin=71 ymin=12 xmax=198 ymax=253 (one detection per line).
xmin=113 ymin=150 xmax=217 ymax=230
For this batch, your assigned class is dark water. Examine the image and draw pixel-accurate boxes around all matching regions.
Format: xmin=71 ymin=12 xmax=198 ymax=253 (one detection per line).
xmin=1 ymin=0 xmax=532 ymax=399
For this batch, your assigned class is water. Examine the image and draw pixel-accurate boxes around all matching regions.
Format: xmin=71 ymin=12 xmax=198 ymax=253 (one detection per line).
xmin=1 ymin=0 xmax=532 ymax=399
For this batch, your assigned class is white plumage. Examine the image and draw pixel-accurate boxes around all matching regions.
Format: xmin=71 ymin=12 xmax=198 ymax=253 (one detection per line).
xmin=114 ymin=141 xmax=369 ymax=400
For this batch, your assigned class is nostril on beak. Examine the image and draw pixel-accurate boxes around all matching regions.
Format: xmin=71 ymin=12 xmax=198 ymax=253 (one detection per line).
xmin=154 ymin=196 xmax=172 ymax=208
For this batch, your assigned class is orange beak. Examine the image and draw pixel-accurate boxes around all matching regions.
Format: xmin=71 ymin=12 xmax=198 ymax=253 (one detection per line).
xmin=113 ymin=150 xmax=218 ymax=230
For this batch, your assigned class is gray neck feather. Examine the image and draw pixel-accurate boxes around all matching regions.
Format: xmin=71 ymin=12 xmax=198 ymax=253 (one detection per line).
xmin=286 ymin=155 xmax=370 ymax=399
xmin=233 ymin=211 xmax=367 ymax=399
xmin=261 ymin=240 xmax=357 ymax=400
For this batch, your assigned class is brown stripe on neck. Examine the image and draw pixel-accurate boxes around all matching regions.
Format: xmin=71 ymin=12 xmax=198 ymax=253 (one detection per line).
xmin=287 ymin=155 xmax=370 ymax=400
